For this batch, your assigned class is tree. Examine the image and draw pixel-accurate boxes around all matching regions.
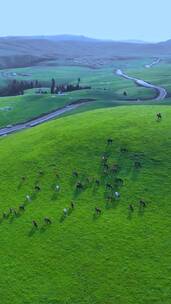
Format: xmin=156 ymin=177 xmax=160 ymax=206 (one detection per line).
xmin=77 ymin=78 xmax=81 ymax=88
xmin=35 ymin=80 xmax=39 ymax=88
xmin=30 ymin=81 xmax=34 ymax=89
xmin=51 ymin=78 xmax=56 ymax=94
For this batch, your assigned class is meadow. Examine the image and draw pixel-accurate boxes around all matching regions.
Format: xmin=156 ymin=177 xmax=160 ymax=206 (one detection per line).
xmin=0 ymin=106 xmax=171 ymax=303
xmin=0 ymin=55 xmax=171 ymax=304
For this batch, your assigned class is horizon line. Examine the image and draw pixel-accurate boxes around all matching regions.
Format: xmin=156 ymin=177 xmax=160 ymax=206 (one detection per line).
xmin=0 ymin=33 xmax=169 ymax=44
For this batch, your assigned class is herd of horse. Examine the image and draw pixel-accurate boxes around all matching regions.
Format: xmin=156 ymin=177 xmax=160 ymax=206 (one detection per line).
xmin=31 ymin=137 xmax=148 ymax=229
xmin=2 ymin=113 xmax=161 ymax=230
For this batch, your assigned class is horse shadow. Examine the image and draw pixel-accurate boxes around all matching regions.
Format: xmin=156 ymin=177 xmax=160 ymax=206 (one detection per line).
xmin=68 ymin=207 xmax=74 ymax=216
xmin=70 ymin=176 xmax=78 ymax=187
xmin=105 ymin=199 xmax=119 ymax=210
xmin=127 ymin=211 xmax=133 ymax=220
xmin=28 ymin=227 xmax=37 ymax=237
xmin=138 ymin=206 xmax=145 ymax=217
xmin=92 ymin=184 xmax=101 ymax=194
xmin=40 ymin=225 xmax=50 ymax=233
xmin=92 ymin=212 xmax=101 ymax=221
xmin=17 ymin=181 xmax=23 ymax=190
xmin=9 ymin=213 xmax=21 ymax=224
xmin=51 ymin=192 xmax=59 ymax=201
xmin=30 ymin=191 xmax=38 ymax=201
xmin=72 ymin=188 xmax=84 ymax=200
xmin=59 ymin=214 xmax=66 ymax=223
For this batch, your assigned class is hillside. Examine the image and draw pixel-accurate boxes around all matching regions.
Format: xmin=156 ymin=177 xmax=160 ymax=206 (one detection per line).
xmin=0 ymin=36 xmax=171 ymax=68
xmin=0 ymin=105 xmax=171 ymax=304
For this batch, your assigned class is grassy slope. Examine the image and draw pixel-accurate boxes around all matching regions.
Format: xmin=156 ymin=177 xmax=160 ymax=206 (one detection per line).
xmin=0 ymin=106 xmax=171 ymax=304
xmin=0 ymin=94 xmax=73 ymax=127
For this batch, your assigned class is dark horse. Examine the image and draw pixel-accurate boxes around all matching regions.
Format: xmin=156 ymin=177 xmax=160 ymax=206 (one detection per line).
xmin=120 ymin=147 xmax=128 ymax=153
xmin=107 ymin=138 xmax=113 ymax=145
xmin=35 ymin=185 xmax=41 ymax=191
xmin=19 ymin=205 xmax=25 ymax=211
xmin=139 ymin=199 xmax=146 ymax=207
xmin=44 ymin=217 xmax=52 ymax=224
xmin=129 ymin=204 xmax=134 ymax=212
xmin=73 ymin=171 xmax=78 ymax=177
xmin=106 ymin=183 xmax=113 ymax=190
xmin=95 ymin=179 xmax=100 ymax=186
xmin=134 ymin=161 xmax=141 ymax=169
xmin=95 ymin=207 xmax=101 ymax=215
xmin=76 ymin=181 xmax=83 ymax=190
xmin=157 ymin=113 xmax=162 ymax=121
xmin=32 ymin=220 xmax=38 ymax=228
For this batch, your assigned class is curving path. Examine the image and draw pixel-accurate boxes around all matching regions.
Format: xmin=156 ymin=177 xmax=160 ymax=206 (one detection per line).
xmin=116 ymin=69 xmax=167 ymax=101
xmin=0 ymin=102 xmax=86 ymax=137
xmin=145 ymin=58 xmax=161 ymax=68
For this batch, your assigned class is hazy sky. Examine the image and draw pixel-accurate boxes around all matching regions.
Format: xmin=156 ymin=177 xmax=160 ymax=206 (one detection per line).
xmin=1 ymin=0 xmax=171 ymax=41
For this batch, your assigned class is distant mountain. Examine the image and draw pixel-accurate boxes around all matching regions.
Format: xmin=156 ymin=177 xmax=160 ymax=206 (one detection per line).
xmin=0 ymin=35 xmax=170 ymax=69
xmin=158 ymin=39 xmax=171 ymax=45
xmin=3 ymin=34 xmax=100 ymax=42
xmin=119 ymin=39 xmax=149 ymax=44
xmin=44 ymin=35 xmax=100 ymax=42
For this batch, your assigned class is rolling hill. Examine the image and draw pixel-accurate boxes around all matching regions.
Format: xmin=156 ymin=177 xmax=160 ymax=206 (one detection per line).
xmin=0 ymin=105 xmax=171 ymax=304
xmin=0 ymin=35 xmax=171 ymax=69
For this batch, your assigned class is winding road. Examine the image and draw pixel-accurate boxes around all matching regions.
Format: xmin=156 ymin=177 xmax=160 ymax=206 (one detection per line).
xmin=0 ymin=103 xmax=85 ymax=137
xmin=116 ymin=69 xmax=167 ymax=101
xmin=145 ymin=58 xmax=161 ymax=68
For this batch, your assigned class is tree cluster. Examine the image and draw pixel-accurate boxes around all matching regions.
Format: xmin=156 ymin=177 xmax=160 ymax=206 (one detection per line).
xmin=50 ymin=78 xmax=91 ymax=94
xmin=0 ymin=76 xmax=91 ymax=97
xmin=0 ymin=80 xmax=44 ymax=97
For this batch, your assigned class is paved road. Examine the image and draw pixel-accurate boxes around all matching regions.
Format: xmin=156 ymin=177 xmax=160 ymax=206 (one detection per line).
xmin=0 ymin=103 xmax=85 ymax=137
xmin=116 ymin=69 xmax=167 ymax=101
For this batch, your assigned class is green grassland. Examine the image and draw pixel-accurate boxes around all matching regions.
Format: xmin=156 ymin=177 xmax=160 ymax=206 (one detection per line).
xmin=0 ymin=94 xmax=71 ymax=127
xmin=0 ymin=105 xmax=171 ymax=304
xmin=0 ymin=62 xmax=158 ymax=127
xmin=0 ymin=58 xmax=152 ymax=88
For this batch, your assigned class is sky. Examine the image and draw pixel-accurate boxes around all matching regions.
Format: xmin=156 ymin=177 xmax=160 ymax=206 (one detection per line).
xmin=0 ymin=0 xmax=171 ymax=42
